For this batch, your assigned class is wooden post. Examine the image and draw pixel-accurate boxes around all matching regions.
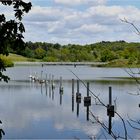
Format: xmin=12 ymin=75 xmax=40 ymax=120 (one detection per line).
xmin=41 ymin=83 xmax=43 ymax=95
xmin=72 ymin=79 xmax=74 ymax=112
xmin=45 ymin=74 xmax=48 ymax=96
xmin=49 ymin=74 xmax=51 ymax=98
xmin=109 ymin=87 xmax=112 ymax=105
xmin=77 ymin=80 xmax=79 ymax=93
xmin=59 ymin=76 xmax=63 ymax=93
xmin=76 ymin=80 xmax=81 ymax=103
xmin=72 ymin=79 xmax=74 ymax=95
xmin=60 ymin=92 xmax=62 ymax=105
xmin=107 ymin=86 xmax=115 ymax=134
xmin=87 ymin=82 xmax=89 ymax=121
xmin=59 ymin=76 xmax=63 ymax=105
xmin=109 ymin=116 xmax=112 ymax=134
xmin=87 ymin=82 xmax=89 ymax=97
xmin=76 ymin=79 xmax=81 ymax=117
xmin=84 ymin=82 xmax=91 ymax=121
xmin=77 ymin=103 xmax=79 ymax=117
xmin=52 ymin=75 xmax=54 ymax=90
xmin=52 ymin=89 xmax=54 ymax=100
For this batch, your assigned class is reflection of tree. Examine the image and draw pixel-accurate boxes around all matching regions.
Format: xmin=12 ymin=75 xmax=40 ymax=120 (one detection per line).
xmin=69 ymin=69 xmax=128 ymax=139
xmin=0 ymin=121 xmax=5 ymax=140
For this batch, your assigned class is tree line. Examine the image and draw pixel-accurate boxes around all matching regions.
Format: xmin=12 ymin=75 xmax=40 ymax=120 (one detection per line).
xmin=8 ymin=40 xmax=140 ymax=66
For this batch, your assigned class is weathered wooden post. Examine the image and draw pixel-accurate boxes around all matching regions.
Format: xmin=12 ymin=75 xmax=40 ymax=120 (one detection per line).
xmin=49 ymin=74 xmax=51 ymax=98
xmin=76 ymin=80 xmax=81 ymax=117
xmin=59 ymin=76 xmax=63 ymax=93
xmin=72 ymin=79 xmax=74 ymax=112
xmin=45 ymin=74 xmax=48 ymax=96
xmin=59 ymin=76 xmax=63 ymax=105
xmin=41 ymin=83 xmax=43 ymax=95
xmin=60 ymin=91 xmax=62 ymax=105
xmin=84 ymin=82 xmax=91 ymax=121
xmin=52 ymin=75 xmax=55 ymax=90
xmin=52 ymin=88 xmax=54 ymax=100
xmin=107 ymin=87 xmax=115 ymax=134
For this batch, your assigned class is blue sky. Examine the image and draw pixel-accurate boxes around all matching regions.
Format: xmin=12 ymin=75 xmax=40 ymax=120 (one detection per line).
xmin=17 ymin=0 xmax=140 ymax=44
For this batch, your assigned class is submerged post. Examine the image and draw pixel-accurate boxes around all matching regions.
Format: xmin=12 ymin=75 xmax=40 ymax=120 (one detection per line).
xmin=72 ymin=79 xmax=74 ymax=112
xmin=45 ymin=74 xmax=48 ymax=96
xmin=84 ymin=82 xmax=91 ymax=121
xmin=60 ymin=92 xmax=62 ymax=105
xmin=87 ymin=82 xmax=89 ymax=121
xmin=109 ymin=87 xmax=112 ymax=105
xmin=77 ymin=103 xmax=79 ymax=117
xmin=59 ymin=76 xmax=63 ymax=105
xmin=49 ymin=74 xmax=51 ymax=98
xmin=77 ymin=80 xmax=79 ymax=93
xmin=76 ymin=79 xmax=81 ymax=117
xmin=52 ymin=75 xmax=55 ymax=90
xmin=59 ymin=76 xmax=63 ymax=93
xmin=52 ymin=90 xmax=54 ymax=100
xmin=107 ymin=86 xmax=115 ymax=134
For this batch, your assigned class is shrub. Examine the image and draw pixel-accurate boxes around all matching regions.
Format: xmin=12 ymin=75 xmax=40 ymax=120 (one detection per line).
xmin=0 ymin=55 xmax=14 ymax=67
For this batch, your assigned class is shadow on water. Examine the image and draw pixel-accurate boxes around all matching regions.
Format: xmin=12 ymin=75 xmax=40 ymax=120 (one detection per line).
xmin=0 ymin=121 xmax=5 ymax=140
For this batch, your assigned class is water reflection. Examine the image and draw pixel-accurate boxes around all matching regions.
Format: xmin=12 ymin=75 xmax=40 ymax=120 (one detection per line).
xmin=0 ymin=121 xmax=5 ymax=140
xmin=1 ymin=66 xmax=140 ymax=139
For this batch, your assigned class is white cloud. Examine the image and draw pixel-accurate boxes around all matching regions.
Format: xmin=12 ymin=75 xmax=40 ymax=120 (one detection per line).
xmin=74 ymin=24 xmax=109 ymax=34
xmin=54 ymin=0 xmax=107 ymax=6
xmin=24 ymin=6 xmax=65 ymax=22
xmin=22 ymin=2 xmax=140 ymax=44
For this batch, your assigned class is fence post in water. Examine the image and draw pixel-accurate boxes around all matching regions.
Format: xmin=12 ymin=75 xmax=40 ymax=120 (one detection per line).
xmin=84 ymin=82 xmax=91 ymax=121
xmin=49 ymin=74 xmax=51 ymax=98
xmin=107 ymin=86 xmax=115 ymax=134
xmin=52 ymin=75 xmax=55 ymax=90
xmin=76 ymin=80 xmax=81 ymax=117
xmin=72 ymin=79 xmax=74 ymax=112
xmin=59 ymin=76 xmax=63 ymax=105
xmin=51 ymin=75 xmax=54 ymax=100
xmin=45 ymin=74 xmax=48 ymax=96
xmin=59 ymin=76 xmax=63 ymax=93
xmin=77 ymin=80 xmax=79 ymax=94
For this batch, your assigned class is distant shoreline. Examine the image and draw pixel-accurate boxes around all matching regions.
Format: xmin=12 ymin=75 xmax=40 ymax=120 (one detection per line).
xmin=14 ymin=61 xmax=108 ymax=66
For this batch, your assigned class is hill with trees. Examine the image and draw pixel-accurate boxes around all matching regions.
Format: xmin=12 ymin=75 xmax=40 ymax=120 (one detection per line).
xmin=7 ymin=40 xmax=140 ymax=67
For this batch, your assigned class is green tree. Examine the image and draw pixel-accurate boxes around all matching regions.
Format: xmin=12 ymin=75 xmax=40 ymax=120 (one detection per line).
xmin=0 ymin=0 xmax=32 ymax=82
xmin=100 ymin=49 xmax=117 ymax=62
xmin=23 ymin=47 xmax=34 ymax=58
xmin=34 ymin=47 xmax=46 ymax=59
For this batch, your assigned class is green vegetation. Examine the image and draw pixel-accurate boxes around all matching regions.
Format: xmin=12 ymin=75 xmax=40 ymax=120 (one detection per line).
xmin=0 ymin=0 xmax=32 ymax=82
xmin=7 ymin=40 xmax=140 ymax=67
xmin=6 ymin=53 xmax=39 ymax=62
xmin=0 ymin=55 xmax=14 ymax=67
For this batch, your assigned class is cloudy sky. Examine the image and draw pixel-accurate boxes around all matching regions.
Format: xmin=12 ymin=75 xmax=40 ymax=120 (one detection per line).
xmin=7 ymin=0 xmax=140 ymax=44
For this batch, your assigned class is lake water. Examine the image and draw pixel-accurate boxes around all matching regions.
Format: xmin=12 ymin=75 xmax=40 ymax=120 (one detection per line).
xmin=0 ymin=65 xmax=140 ymax=139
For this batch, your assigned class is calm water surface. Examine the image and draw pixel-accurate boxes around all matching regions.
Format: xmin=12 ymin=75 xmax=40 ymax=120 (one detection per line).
xmin=0 ymin=65 xmax=139 ymax=139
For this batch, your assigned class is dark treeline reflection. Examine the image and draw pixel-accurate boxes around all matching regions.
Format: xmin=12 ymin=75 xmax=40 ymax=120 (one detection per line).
xmin=0 ymin=121 xmax=5 ymax=140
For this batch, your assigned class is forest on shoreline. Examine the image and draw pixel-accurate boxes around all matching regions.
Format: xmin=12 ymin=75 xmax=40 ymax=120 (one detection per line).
xmin=1 ymin=40 xmax=140 ymax=67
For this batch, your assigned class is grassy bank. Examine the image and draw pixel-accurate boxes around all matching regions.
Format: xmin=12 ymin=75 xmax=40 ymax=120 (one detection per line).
xmin=0 ymin=54 xmax=40 ymax=67
xmin=101 ymin=59 xmax=140 ymax=68
xmin=7 ymin=53 xmax=39 ymax=62
xmin=2 ymin=53 xmax=140 ymax=68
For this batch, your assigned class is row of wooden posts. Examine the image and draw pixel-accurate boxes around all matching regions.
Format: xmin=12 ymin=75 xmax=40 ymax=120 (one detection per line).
xmin=40 ymin=74 xmax=115 ymax=135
